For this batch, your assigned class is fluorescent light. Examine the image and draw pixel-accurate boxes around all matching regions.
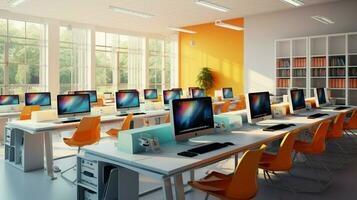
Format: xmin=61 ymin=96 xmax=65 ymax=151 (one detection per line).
xmin=311 ymin=16 xmax=335 ymax=24
xmin=195 ymin=0 xmax=230 ymax=12
xmin=215 ymin=20 xmax=244 ymax=31
xmin=280 ymin=0 xmax=304 ymax=7
xmin=8 ymin=0 xmax=25 ymax=7
xmin=109 ymin=5 xmax=154 ymax=18
xmin=167 ymin=27 xmax=196 ymax=34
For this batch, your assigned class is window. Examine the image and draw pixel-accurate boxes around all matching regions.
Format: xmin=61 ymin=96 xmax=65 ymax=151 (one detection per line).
xmin=59 ymin=26 xmax=90 ymax=94
xmin=95 ymin=32 xmax=144 ymax=95
xmin=148 ymin=38 xmax=178 ymax=93
xmin=0 ymin=19 xmax=47 ymax=94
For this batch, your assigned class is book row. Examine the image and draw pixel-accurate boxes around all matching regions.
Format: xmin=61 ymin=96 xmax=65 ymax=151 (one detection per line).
xmin=276 ymin=79 xmax=290 ymax=88
xmin=311 ymin=57 xmax=326 ymax=67
xmin=293 ymin=58 xmax=306 ymax=68
xmin=329 ymin=79 xmax=345 ymax=88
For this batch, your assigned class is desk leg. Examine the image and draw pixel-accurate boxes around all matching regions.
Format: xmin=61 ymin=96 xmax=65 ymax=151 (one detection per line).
xmin=190 ymin=170 xmax=195 ymax=181
xmin=162 ymin=177 xmax=174 ymax=200
xmin=44 ymin=132 xmax=56 ymax=180
xmin=174 ymin=174 xmax=185 ymax=200
xmin=234 ymin=154 xmax=239 ymax=167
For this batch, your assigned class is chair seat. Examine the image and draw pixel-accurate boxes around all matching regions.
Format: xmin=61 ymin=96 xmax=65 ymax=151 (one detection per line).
xmin=258 ymin=152 xmax=287 ymax=171
xmin=63 ymin=137 xmax=98 ymax=147
xmin=106 ymin=128 xmax=120 ymax=137
xmin=294 ymin=140 xmax=314 ymax=153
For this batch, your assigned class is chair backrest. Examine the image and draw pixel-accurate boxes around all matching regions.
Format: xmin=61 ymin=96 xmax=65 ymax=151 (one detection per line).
xmin=71 ymin=116 xmax=101 ymax=146
xmin=310 ymin=120 xmax=331 ymax=153
xmin=225 ymin=145 xmax=267 ymax=199
xmin=20 ymin=105 xmax=41 ymax=120
xmin=269 ymin=130 xmax=298 ymax=171
xmin=164 ymin=113 xmax=170 ymax=123
xmin=232 ymin=95 xmax=246 ymax=111
xmin=212 ymin=104 xmax=219 ymax=114
xmin=121 ymin=113 xmax=133 ymax=130
xmin=221 ymin=101 xmax=231 ymax=113
xmin=96 ymin=98 xmax=104 ymax=107
xmin=344 ymin=109 xmax=357 ymax=130
xmin=328 ymin=112 xmax=347 ymax=138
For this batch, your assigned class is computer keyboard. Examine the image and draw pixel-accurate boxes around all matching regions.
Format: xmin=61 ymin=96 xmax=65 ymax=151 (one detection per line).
xmin=117 ymin=112 xmax=146 ymax=117
xmin=263 ymin=124 xmax=294 ymax=131
xmin=187 ymin=142 xmax=233 ymax=154
xmin=307 ymin=113 xmax=328 ymax=119
xmin=60 ymin=119 xmax=81 ymax=123
xmin=334 ymin=106 xmax=350 ymax=111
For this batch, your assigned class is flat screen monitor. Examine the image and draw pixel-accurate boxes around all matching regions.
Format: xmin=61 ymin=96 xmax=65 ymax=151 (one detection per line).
xmin=188 ymin=87 xmax=199 ymax=97
xmin=246 ymin=92 xmax=272 ymax=123
xmin=144 ymin=89 xmax=158 ymax=100
xmin=25 ymin=92 xmax=51 ymax=106
xmin=288 ymin=89 xmax=306 ymax=114
xmin=116 ymin=90 xmax=140 ymax=110
xmin=170 ymin=97 xmax=214 ymax=141
xmin=222 ymin=88 xmax=234 ymax=99
xmin=192 ymin=88 xmax=206 ymax=98
xmin=57 ymin=94 xmax=91 ymax=117
xmin=314 ymin=88 xmax=328 ymax=107
xmin=0 ymin=95 xmax=20 ymax=106
xmin=171 ymin=88 xmax=183 ymax=96
xmin=163 ymin=90 xmax=181 ymax=105
xmin=74 ymin=90 xmax=97 ymax=103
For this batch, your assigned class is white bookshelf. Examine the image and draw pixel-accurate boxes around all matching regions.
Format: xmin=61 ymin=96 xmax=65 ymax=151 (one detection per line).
xmin=275 ymin=32 xmax=357 ymax=105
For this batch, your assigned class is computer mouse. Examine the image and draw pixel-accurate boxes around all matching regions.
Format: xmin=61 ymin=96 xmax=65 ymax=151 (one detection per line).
xmin=289 ymin=124 xmax=296 ymax=126
xmin=223 ymin=142 xmax=234 ymax=146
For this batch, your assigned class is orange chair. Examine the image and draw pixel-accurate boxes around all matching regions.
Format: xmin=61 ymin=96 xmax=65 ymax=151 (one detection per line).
xmin=232 ymin=95 xmax=246 ymax=111
xmin=258 ymin=131 xmax=298 ymax=193
xmin=293 ymin=120 xmax=332 ymax=192
xmin=188 ymin=145 xmax=267 ymax=200
xmin=344 ymin=109 xmax=357 ymax=134
xmin=96 ymin=97 xmax=105 ymax=106
xmin=106 ymin=113 xmax=133 ymax=137
xmin=19 ymin=105 xmax=41 ymax=120
xmin=216 ymin=96 xmax=222 ymax=102
xmin=220 ymin=101 xmax=231 ymax=113
xmin=164 ymin=113 xmax=170 ymax=123
xmin=305 ymin=98 xmax=317 ymax=109
xmin=212 ymin=104 xmax=219 ymax=114
xmin=62 ymin=116 xmax=101 ymax=183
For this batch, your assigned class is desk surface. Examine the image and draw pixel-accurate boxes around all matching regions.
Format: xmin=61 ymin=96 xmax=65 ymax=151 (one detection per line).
xmin=6 ymin=109 xmax=168 ymax=133
xmin=83 ymin=108 xmax=345 ymax=176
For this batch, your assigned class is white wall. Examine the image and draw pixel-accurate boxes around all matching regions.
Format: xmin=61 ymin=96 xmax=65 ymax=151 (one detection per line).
xmin=244 ymin=0 xmax=357 ymax=94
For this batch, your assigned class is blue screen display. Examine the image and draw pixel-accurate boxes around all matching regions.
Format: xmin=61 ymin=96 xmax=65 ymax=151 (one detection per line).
xmin=223 ymin=88 xmax=233 ymax=98
xmin=248 ymin=92 xmax=271 ymax=119
xmin=57 ymin=94 xmax=91 ymax=115
xmin=192 ymin=89 xmax=206 ymax=98
xmin=0 ymin=95 xmax=19 ymax=106
xmin=291 ymin=89 xmax=306 ymax=111
xmin=172 ymin=97 xmax=214 ymax=136
xmin=316 ymin=88 xmax=326 ymax=105
xmin=144 ymin=89 xmax=158 ymax=100
xmin=163 ymin=90 xmax=181 ymax=105
xmin=25 ymin=93 xmax=51 ymax=106
xmin=116 ymin=91 xmax=140 ymax=109
xmin=74 ymin=91 xmax=97 ymax=103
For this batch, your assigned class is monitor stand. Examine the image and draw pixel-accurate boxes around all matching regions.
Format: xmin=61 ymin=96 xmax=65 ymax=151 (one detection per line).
xmin=178 ymin=135 xmax=215 ymax=147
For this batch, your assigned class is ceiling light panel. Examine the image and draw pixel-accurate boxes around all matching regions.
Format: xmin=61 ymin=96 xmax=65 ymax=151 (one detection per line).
xmin=280 ymin=0 xmax=304 ymax=7
xmin=8 ymin=0 xmax=25 ymax=7
xmin=215 ymin=20 xmax=244 ymax=31
xmin=195 ymin=0 xmax=230 ymax=12
xmin=168 ymin=27 xmax=196 ymax=34
xmin=109 ymin=5 xmax=154 ymax=18
xmin=311 ymin=16 xmax=335 ymax=24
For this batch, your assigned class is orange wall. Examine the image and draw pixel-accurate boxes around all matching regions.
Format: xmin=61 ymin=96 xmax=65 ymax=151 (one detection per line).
xmin=179 ymin=18 xmax=244 ymax=96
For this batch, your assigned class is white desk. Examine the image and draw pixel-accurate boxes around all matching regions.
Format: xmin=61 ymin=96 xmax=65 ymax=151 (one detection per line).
xmin=4 ymin=109 xmax=169 ymax=179
xmin=80 ymin=107 xmax=349 ymax=200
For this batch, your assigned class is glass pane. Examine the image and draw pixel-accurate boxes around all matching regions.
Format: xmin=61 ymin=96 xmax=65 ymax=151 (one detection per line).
xmin=60 ymin=48 xmax=73 ymax=67
xmin=165 ymin=70 xmax=171 ymax=86
xmin=8 ymin=20 xmax=25 ymax=38
xmin=119 ymin=35 xmax=129 ymax=48
xmin=106 ymin=68 xmax=113 ymax=84
xmin=119 ymin=69 xmax=128 ymax=84
xmin=60 ymin=26 xmax=72 ymax=42
xmin=26 ymin=22 xmax=44 ymax=40
xmin=149 ymin=56 xmax=162 ymax=69
xmin=0 ymin=43 xmax=4 ymax=64
xmin=95 ymin=32 xmax=105 ymax=46
xmin=60 ymin=84 xmax=71 ymax=94
xmin=119 ymin=53 xmax=128 ymax=69
xmin=0 ymin=64 xmax=4 ymax=85
xmin=149 ymin=39 xmax=163 ymax=52
xmin=149 ymin=68 xmax=156 ymax=84
xmin=96 ymin=67 xmax=110 ymax=85
xmin=156 ymin=69 xmax=162 ymax=83
xmin=27 ymin=46 xmax=40 ymax=65
xmin=0 ymin=19 xmax=7 ymax=36
xmin=95 ymin=51 xmax=111 ymax=67
xmin=60 ymin=66 xmax=71 ymax=84
xmin=28 ymin=64 xmax=39 ymax=84
xmin=9 ymin=63 xmax=26 ymax=84
xmin=106 ymin=33 xmax=114 ymax=47
xmin=9 ymin=44 xmax=26 ymax=64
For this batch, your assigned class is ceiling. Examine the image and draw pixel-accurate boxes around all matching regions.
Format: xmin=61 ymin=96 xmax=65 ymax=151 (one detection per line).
xmin=0 ymin=0 xmax=343 ymax=35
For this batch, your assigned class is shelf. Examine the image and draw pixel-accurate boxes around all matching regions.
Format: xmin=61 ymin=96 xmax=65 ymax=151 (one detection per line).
xmin=329 ymin=54 xmax=346 ymax=57
xmin=310 ymin=67 xmax=326 ymax=69
xmin=311 ymin=55 xmax=326 ymax=57
xmin=311 ymin=77 xmax=326 ymax=78
xmin=276 ymin=67 xmax=290 ymax=69
xmin=276 ymin=87 xmax=289 ymax=89
xmin=276 ymin=77 xmax=290 ymax=78
xmin=349 ymin=53 xmax=357 ymax=56
xmin=276 ymin=56 xmax=290 ymax=59
xmin=328 ymin=88 xmax=346 ymax=90
xmin=329 ymin=66 xmax=346 ymax=68
xmin=292 ymin=77 xmax=306 ymax=78
xmin=292 ymin=67 xmax=306 ymax=69
xmin=293 ymin=56 xmax=307 ymax=58
xmin=329 ymin=76 xmax=346 ymax=78
xmin=348 ymin=66 xmax=357 ymax=68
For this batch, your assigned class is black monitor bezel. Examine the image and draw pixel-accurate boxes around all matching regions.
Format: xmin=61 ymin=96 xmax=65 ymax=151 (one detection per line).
xmin=248 ymin=91 xmax=272 ymax=119
xmin=290 ymin=89 xmax=306 ymax=111
xmin=57 ymin=94 xmax=91 ymax=116
xmin=222 ymin=87 xmax=234 ymax=99
xmin=191 ymin=88 xmax=206 ymax=98
xmin=163 ymin=89 xmax=181 ymax=105
xmin=73 ymin=90 xmax=97 ymax=103
xmin=143 ymin=89 xmax=158 ymax=100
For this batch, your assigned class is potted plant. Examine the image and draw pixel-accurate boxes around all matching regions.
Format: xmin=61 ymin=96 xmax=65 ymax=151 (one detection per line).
xmin=196 ymin=67 xmax=214 ymax=90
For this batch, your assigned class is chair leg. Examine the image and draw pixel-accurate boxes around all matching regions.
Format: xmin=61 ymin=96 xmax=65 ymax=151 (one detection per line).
xmin=263 ymin=170 xmax=297 ymax=198
xmin=61 ymin=164 xmax=77 ymax=184
xmin=204 ymin=193 xmax=209 ymax=200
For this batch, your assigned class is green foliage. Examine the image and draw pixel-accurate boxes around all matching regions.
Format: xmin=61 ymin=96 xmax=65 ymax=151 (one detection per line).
xmin=196 ymin=67 xmax=214 ymax=90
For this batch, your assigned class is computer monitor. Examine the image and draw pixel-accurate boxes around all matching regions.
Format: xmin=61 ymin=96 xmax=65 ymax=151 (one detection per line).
xmin=170 ymin=97 xmax=214 ymax=141
xmin=163 ymin=90 xmax=181 ymax=105
xmin=314 ymin=88 xmax=329 ymax=107
xmin=116 ymin=90 xmax=140 ymax=111
xmin=192 ymin=88 xmax=206 ymax=98
xmin=222 ymin=88 xmax=234 ymax=99
xmin=57 ymin=94 xmax=91 ymax=117
xmin=288 ymin=89 xmax=306 ymax=114
xmin=246 ymin=92 xmax=272 ymax=124
xmin=74 ymin=90 xmax=97 ymax=103
xmin=0 ymin=95 xmax=20 ymax=106
xmin=144 ymin=89 xmax=158 ymax=100
xmin=25 ymin=92 xmax=51 ymax=107
xmin=188 ymin=87 xmax=199 ymax=97
xmin=171 ymin=88 xmax=183 ymax=96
